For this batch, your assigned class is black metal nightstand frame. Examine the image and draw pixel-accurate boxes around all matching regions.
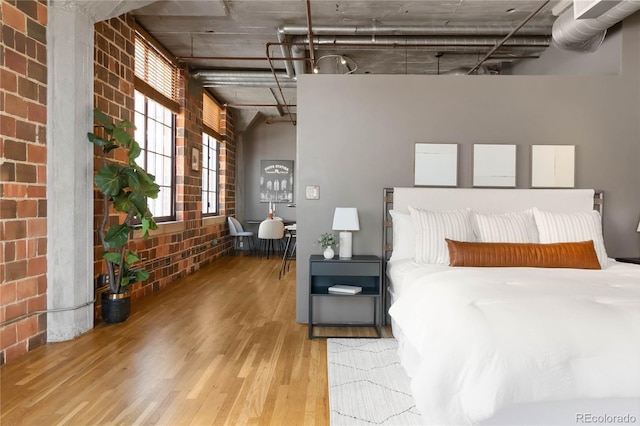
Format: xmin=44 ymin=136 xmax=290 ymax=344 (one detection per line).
xmin=308 ymin=255 xmax=382 ymax=339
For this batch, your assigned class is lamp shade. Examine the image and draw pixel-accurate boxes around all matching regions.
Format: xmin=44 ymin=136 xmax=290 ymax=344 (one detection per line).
xmin=332 ymin=207 xmax=360 ymax=231
xmin=637 ymin=219 xmax=640 ymax=233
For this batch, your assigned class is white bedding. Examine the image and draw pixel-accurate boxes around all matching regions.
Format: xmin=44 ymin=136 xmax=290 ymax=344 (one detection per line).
xmin=388 ymin=260 xmax=640 ymax=425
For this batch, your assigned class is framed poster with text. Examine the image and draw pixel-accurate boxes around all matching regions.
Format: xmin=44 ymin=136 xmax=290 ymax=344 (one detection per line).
xmin=260 ymin=160 xmax=294 ymax=203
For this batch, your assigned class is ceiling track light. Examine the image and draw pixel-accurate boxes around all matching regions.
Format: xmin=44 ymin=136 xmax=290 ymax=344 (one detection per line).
xmin=313 ymin=54 xmax=358 ymax=75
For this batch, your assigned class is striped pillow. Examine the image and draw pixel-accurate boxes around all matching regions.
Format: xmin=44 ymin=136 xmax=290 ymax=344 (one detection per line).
xmin=408 ymin=206 xmax=474 ymax=264
xmin=533 ymin=208 xmax=609 ymax=268
xmin=472 ymin=210 xmax=539 ymax=243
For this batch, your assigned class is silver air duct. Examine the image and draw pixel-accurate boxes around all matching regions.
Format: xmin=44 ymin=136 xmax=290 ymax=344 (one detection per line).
xmin=278 ymin=24 xmax=551 ymax=37
xmin=292 ymin=35 xmax=550 ymax=49
xmin=193 ymin=71 xmax=297 ymax=88
xmin=552 ymin=0 xmax=640 ymax=52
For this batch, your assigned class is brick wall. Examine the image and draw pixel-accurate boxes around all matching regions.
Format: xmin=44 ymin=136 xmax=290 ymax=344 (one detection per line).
xmin=0 ymin=0 xmax=48 ymax=365
xmin=92 ymin=15 xmax=136 ymax=301
xmin=1 ymin=6 xmax=235 ymax=364
xmin=93 ymin=16 xmax=235 ymax=310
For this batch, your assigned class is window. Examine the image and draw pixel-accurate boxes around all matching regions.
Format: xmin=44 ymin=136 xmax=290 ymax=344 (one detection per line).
xmin=134 ymin=91 xmax=175 ymax=220
xmin=134 ymin=31 xmax=179 ymax=222
xmin=202 ymin=93 xmax=223 ymax=216
xmin=202 ymin=133 xmax=218 ymax=215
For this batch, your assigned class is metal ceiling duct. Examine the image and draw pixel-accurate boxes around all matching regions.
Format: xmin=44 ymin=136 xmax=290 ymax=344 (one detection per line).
xmin=282 ymin=34 xmax=549 ymax=77
xmin=193 ymin=70 xmax=297 ymax=88
xmin=552 ymin=0 xmax=640 ymax=52
xmin=278 ymin=24 xmax=551 ymax=37
xmin=195 ymin=27 xmax=551 ymax=87
xmin=292 ymin=35 xmax=550 ymax=48
xmin=277 ymin=24 xmax=551 ymax=78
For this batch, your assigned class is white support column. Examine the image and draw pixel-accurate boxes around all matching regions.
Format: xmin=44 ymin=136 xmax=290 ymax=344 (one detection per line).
xmin=45 ymin=0 xmax=158 ymax=342
xmin=46 ymin=1 xmax=94 ymax=341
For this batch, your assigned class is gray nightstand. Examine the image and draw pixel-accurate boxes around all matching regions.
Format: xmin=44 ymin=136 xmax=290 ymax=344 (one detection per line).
xmin=308 ymin=255 xmax=382 ymax=339
xmin=616 ymin=257 xmax=640 ymax=265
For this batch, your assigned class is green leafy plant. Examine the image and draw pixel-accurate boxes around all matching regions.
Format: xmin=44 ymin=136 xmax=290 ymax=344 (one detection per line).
xmin=88 ymin=108 xmax=160 ymax=294
xmin=315 ymin=232 xmax=338 ymax=249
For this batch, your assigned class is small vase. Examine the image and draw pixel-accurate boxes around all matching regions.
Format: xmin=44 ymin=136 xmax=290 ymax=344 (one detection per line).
xmin=323 ymin=246 xmax=334 ymax=259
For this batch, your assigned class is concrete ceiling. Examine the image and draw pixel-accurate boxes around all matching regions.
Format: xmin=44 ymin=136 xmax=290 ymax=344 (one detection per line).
xmin=130 ymin=0 xmax=563 ymax=129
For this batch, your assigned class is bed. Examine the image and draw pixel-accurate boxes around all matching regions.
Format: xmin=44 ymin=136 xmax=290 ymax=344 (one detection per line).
xmin=383 ymin=188 xmax=640 ymax=425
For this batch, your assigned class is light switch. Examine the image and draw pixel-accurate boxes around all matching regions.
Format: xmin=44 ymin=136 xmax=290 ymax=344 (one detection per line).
xmin=305 ymin=185 xmax=320 ymax=200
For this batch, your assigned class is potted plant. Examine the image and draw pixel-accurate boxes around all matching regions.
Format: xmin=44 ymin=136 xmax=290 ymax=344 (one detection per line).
xmin=315 ymin=232 xmax=338 ymax=259
xmin=88 ymin=108 xmax=160 ymax=323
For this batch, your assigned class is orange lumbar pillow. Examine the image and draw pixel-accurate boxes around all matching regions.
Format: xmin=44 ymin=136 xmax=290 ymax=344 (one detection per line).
xmin=445 ymin=239 xmax=601 ymax=269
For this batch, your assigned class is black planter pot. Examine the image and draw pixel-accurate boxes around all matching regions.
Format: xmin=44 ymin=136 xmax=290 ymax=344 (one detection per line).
xmin=101 ymin=292 xmax=131 ymax=324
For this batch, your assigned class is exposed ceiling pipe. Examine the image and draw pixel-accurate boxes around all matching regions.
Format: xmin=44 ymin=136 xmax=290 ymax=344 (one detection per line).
xmin=552 ymin=0 xmax=640 ymax=52
xmin=277 ymin=24 xmax=551 ymax=78
xmin=277 ymin=30 xmax=295 ymax=78
xmin=291 ymin=35 xmax=550 ymax=48
xmin=468 ymin=0 xmax=551 ymax=74
xmin=291 ymin=46 xmax=307 ymax=76
xmin=178 ymin=56 xmax=270 ymax=61
xmin=225 ymin=103 xmax=297 ymax=108
xmin=193 ymin=70 xmax=297 ymax=88
xmin=199 ymin=80 xmax=298 ymax=88
xmin=279 ymin=24 xmax=552 ymax=36
xmin=265 ymin=43 xmax=296 ymax=125
xmin=305 ymin=0 xmax=316 ymax=70
xmin=200 ymin=81 xmax=297 ymax=87
xmin=194 ymin=71 xmax=292 ymax=79
xmin=269 ymin=88 xmax=285 ymax=116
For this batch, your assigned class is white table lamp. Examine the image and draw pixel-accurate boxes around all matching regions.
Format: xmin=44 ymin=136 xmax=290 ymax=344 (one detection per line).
xmin=332 ymin=207 xmax=360 ymax=258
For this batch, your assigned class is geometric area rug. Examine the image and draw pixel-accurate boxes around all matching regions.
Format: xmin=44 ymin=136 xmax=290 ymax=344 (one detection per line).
xmin=327 ymin=338 xmax=424 ymax=425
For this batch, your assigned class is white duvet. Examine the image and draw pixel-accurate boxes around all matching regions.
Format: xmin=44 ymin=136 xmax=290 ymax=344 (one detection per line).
xmin=388 ymin=263 xmax=640 ymax=425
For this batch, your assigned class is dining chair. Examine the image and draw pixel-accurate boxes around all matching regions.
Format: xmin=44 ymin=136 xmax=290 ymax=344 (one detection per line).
xmin=279 ymin=224 xmax=296 ymax=279
xmin=257 ymin=219 xmax=285 ymax=259
xmin=228 ymin=216 xmax=255 ymax=255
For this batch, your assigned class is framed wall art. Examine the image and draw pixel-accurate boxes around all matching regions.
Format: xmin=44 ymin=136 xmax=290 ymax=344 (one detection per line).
xmin=414 ymin=143 xmax=458 ymax=187
xmin=473 ymin=144 xmax=516 ymax=187
xmin=260 ymin=160 xmax=294 ymax=203
xmin=531 ymin=145 xmax=575 ymax=188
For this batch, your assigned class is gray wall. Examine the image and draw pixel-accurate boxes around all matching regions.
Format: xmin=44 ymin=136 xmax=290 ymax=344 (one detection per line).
xmin=295 ymin=18 xmax=640 ymax=323
xmin=241 ymin=121 xmax=297 ymax=224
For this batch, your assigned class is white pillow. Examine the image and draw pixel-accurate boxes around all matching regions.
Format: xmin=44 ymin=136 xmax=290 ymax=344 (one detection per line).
xmin=389 ymin=210 xmax=415 ymax=261
xmin=472 ymin=209 xmax=539 ymax=243
xmin=533 ymin=208 xmax=609 ymax=268
xmin=408 ymin=206 xmax=474 ymax=265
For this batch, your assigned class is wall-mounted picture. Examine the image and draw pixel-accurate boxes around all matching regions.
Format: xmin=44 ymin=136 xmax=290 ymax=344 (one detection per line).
xmin=531 ymin=145 xmax=575 ymax=188
xmin=414 ymin=143 xmax=458 ymax=187
xmin=260 ymin=160 xmax=294 ymax=203
xmin=191 ymin=147 xmax=200 ymax=171
xmin=473 ymin=144 xmax=516 ymax=187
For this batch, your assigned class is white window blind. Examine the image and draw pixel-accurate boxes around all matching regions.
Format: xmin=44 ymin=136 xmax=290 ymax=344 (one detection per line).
xmin=135 ymin=33 xmax=178 ymax=109
xmin=203 ymin=93 xmax=222 ymax=135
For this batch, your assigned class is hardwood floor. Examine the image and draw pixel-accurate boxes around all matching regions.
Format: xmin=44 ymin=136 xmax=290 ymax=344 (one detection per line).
xmin=1 ymin=256 xmax=341 ymax=426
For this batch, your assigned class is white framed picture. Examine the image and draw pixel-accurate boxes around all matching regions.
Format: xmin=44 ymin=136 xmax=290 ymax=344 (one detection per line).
xmin=531 ymin=145 xmax=575 ymax=188
xmin=414 ymin=143 xmax=458 ymax=187
xmin=473 ymin=144 xmax=516 ymax=187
